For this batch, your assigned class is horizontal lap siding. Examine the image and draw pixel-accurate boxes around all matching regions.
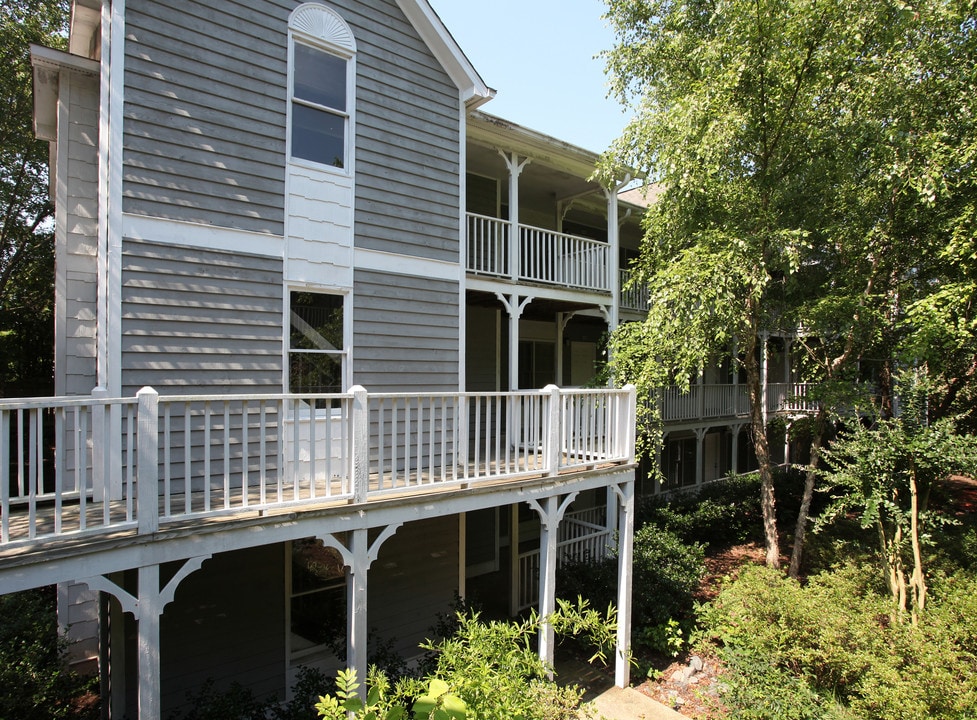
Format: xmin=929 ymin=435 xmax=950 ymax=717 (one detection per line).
xmin=161 ymin=545 xmax=286 ymax=714
xmin=121 ymin=239 xmax=284 ymax=395
xmin=332 ymin=0 xmax=461 ymax=263
xmin=123 ymin=0 xmax=287 ymax=234
xmin=369 ymin=516 xmax=459 ymax=658
xmin=61 ymin=73 xmax=100 ymax=396
xmin=353 ymin=270 xmax=459 ymax=392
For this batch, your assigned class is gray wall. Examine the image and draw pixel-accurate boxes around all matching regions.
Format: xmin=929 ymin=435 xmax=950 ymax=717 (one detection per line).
xmin=120 ymin=238 xmax=284 ymax=395
xmin=57 ymin=72 xmax=100 ymax=397
xmin=369 ymin=516 xmax=460 ymax=659
xmin=161 ymin=545 xmax=287 ymax=715
xmin=122 ymin=0 xmax=461 ymax=263
xmin=123 ymin=0 xmax=287 ymax=234
xmin=353 ymin=269 xmax=459 ymax=393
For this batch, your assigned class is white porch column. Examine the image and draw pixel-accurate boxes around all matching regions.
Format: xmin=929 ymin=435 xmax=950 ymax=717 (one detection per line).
xmin=528 ymin=493 xmax=578 ymax=676
xmin=694 ymin=427 xmax=707 ymax=485
xmin=728 ymin=424 xmax=743 ymax=475
xmin=603 ymin=186 xmax=621 ymax=333
xmin=613 ymin=479 xmax=635 ymax=687
xmin=500 ymin=151 xmax=530 ymax=284
xmin=82 ymin=556 xmax=210 ymax=720
xmin=340 ymin=524 xmax=401 ymax=694
xmin=498 ymin=293 xmax=532 ymax=391
xmin=137 ymin=564 xmax=162 ymax=720
xmin=347 ymin=529 xmax=369 ymax=688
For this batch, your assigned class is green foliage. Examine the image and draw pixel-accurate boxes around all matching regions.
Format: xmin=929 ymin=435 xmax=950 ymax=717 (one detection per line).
xmin=819 ymin=411 xmax=977 ymax=618
xmin=313 ymin=667 xmax=458 ymax=720
xmin=638 ymin=618 xmax=686 ymax=659
xmin=421 ymin=612 xmax=581 ymax=720
xmin=0 ymin=588 xmax=98 ymax=720
xmin=0 ymin=0 xmax=67 ymax=396
xmin=699 ymin=564 xmax=977 ymax=719
xmin=637 ymin=473 xmax=763 ymax=548
xmin=167 ymin=679 xmax=269 ymax=720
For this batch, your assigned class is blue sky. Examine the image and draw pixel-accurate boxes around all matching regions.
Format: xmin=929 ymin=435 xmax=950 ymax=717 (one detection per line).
xmin=428 ymin=0 xmax=630 ymax=154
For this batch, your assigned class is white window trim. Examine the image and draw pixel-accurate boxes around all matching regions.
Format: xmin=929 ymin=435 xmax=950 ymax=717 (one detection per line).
xmin=286 ymin=3 xmax=356 ymax=176
xmin=285 ymin=286 xmax=352 ymax=399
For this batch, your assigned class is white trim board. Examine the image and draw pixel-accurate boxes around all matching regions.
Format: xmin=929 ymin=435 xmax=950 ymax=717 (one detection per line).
xmin=353 ymin=247 xmax=459 ymax=282
xmin=122 ymin=214 xmax=285 ymax=258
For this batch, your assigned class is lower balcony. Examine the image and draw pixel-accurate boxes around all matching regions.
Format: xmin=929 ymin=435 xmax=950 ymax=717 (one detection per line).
xmin=0 ymin=385 xmax=636 ymax=554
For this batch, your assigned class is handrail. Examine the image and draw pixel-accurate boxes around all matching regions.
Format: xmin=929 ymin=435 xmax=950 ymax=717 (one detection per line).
xmin=658 ymin=383 xmax=819 ymax=422
xmin=1 ymin=385 xmax=636 ymax=549
xmin=465 ymin=212 xmax=611 ymax=293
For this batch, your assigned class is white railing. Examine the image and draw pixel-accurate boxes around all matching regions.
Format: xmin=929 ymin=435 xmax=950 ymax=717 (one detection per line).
xmin=465 ymin=213 xmax=611 ymax=293
xmin=466 ymin=213 xmax=508 ymax=276
xmin=516 ymin=506 xmax=613 ymax=611
xmin=620 ymin=268 xmax=649 ymax=312
xmin=766 ymin=383 xmax=820 ymax=413
xmin=1 ymin=385 xmax=636 ymax=549
xmin=659 ymin=383 xmax=817 ymax=422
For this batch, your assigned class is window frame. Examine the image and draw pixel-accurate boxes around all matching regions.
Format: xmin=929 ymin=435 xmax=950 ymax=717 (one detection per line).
xmin=286 ymin=4 xmax=356 ymax=174
xmin=287 ymin=289 xmax=350 ymax=399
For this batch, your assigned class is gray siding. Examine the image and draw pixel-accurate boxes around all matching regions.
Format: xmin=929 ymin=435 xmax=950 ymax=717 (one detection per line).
xmin=353 ymin=269 xmax=459 ymax=392
xmin=369 ymin=516 xmax=460 ymax=659
xmin=121 ymin=239 xmax=284 ymax=395
xmin=122 ymin=0 xmax=461 ymax=258
xmin=161 ymin=545 xmax=286 ymax=715
xmin=339 ymin=0 xmax=462 ymax=263
xmin=58 ymin=72 xmax=100 ymax=396
xmin=123 ymin=0 xmax=287 ymax=234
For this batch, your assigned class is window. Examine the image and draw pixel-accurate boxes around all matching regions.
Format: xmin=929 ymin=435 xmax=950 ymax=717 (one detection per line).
xmin=288 ymin=4 xmax=355 ymax=170
xmin=289 ymin=291 xmax=345 ymax=396
xmin=291 ymin=43 xmax=347 ymax=168
xmin=289 ymin=538 xmax=346 ymax=659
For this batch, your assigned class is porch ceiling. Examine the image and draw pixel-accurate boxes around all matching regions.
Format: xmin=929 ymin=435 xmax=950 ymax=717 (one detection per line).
xmin=466 ymin=289 xmax=605 ymax=322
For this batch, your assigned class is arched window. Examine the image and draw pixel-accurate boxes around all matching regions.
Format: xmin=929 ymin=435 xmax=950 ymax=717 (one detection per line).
xmin=288 ymin=4 xmax=355 ymax=170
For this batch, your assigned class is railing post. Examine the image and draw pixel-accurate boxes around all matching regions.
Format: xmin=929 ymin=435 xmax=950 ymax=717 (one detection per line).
xmin=91 ymin=387 xmax=112 ymax=501
xmin=136 ymin=387 xmax=159 ymax=535
xmin=543 ymin=385 xmax=561 ymax=476
xmin=623 ymin=384 xmax=637 ymax=463
xmin=351 ymin=386 xmax=369 ymax=503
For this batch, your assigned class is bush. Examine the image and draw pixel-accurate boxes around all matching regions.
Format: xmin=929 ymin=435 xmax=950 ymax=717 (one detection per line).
xmin=0 ymin=587 xmax=98 ymax=720
xmin=636 ymin=473 xmax=763 ymax=548
xmin=699 ymin=563 xmax=977 ymax=720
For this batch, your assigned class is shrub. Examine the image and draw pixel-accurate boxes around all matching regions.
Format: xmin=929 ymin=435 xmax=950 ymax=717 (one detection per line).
xmin=0 ymin=587 xmax=98 ymax=720
xmin=636 ymin=473 xmax=763 ymax=548
xmin=700 ymin=563 xmax=977 ymax=720
xmin=631 ymin=525 xmax=706 ymax=628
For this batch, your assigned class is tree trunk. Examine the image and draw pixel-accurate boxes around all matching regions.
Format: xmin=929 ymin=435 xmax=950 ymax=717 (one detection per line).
xmin=788 ymin=406 xmax=828 ymax=578
xmin=745 ymin=333 xmax=780 ymax=568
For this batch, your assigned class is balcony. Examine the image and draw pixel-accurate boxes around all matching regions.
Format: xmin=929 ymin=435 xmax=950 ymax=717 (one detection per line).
xmin=659 ymin=383 xmax=818 ymax=423
xmin=0 ymin=386 xmax=636 ymax=553
xmin=466 ymin=212 xmax=611 ymax=293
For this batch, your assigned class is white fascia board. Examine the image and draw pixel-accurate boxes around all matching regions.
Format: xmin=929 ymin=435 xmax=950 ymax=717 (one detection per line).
xmin=30 ymin=45 xmax=99 ymax=142
xmin=396 ymin=0 xmax=495 ymax=108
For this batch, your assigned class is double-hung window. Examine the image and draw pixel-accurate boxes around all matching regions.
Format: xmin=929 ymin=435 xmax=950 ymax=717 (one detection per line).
xmin=288 ymin=3 xmax=355 ymax=170
xmin=289 ymin=291 xmax=345 ymax=398
xmin=291 ymin=42 xmax=348 ymax=168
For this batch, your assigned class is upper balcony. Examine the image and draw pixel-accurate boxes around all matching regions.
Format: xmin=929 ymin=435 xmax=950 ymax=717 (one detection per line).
xmin=465 ymin=212 xmax=612 ymax=293
xmin=659 ymin=382 xmax=819 ymax=425
xmin=0 ymin=385 xmax=635 ymax=561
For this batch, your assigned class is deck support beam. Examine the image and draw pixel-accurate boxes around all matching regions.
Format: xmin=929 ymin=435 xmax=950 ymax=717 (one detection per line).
xmin=81 ymin=555 xmax=210 ymax=720
xmin=331 ymin=523 xmax=401 ymax=696
xmin=528 ymin=492 xmax=577 ymax=676
xmin=612 ymin=479 xmax=635 ymax=688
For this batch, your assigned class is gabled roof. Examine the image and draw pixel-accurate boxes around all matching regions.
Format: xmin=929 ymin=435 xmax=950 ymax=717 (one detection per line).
xmin=397 ymin=0 xmax=495 ymax=108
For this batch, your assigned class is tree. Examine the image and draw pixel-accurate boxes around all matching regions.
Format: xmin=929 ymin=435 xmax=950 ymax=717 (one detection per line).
xmin=819 ymin=382 xmax=977 ymax=624
xmin=0 ymin=0 xmax=68 ymax=397
xmin=597 ymin=0 xmax=977 ymax=571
